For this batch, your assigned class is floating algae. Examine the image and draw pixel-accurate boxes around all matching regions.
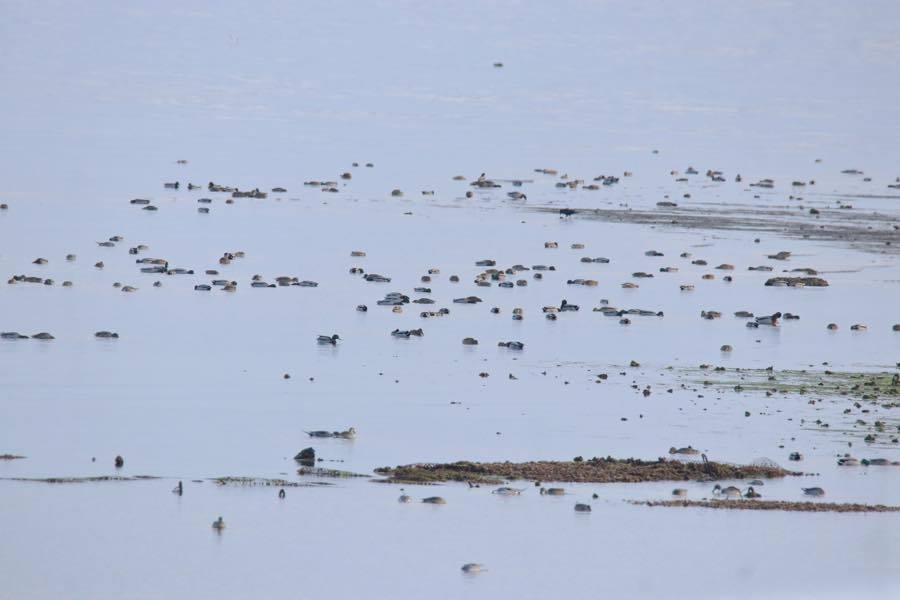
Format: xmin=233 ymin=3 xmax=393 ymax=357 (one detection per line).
xmin=212 ymin=476 xmax=332 ymax=487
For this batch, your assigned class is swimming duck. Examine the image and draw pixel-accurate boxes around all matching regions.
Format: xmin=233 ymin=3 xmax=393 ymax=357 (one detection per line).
xmin=744 ymin=486 xmax=762 ymax=499
xmin=492 ymin=487 xmax=525 ymax=496
xmin=172 ymin=481 xmax=183 ymax=495
xmin=712 ymin=484 xmax=742 ymax=499
xmin=95 ymin=331 xmax=119 ymax=339
xmin=211 ymin=516 xmax=225 ymax=530
xmin=498 ymin=341 xmax=524 ymax=350
xmin=1 ymin=332 xmax=28 ymax=340
xmin=422 ymin=496 xmax=447 ymax=504
xmin=540 ymin=487 xmax=565 ymax=496
xmin=461 ymin=563 xmax=484 ymax=573
xmin=850 ymin=324 xmax=867 ymax=331
xmin=802 ymin=487 xmax=825 ymax=497
xmin=398 ymin=489 xmax=412 ymax=503
xmin=755 ymin=312 xmax=782 ymax=326
xmin=672 ymin=488 xmax=688 ymax=497
xmin=559 ymin=299 xmax=579 ymax=312
xmin=31 ymin=332 xmax=55 ymax=340
xmin=574 ymin=503 xmax=592 ymax=512
xmin=462 ymin=337 xmax=478 ymax=345
xmin=317 ymin=334 xmax=340 ymax=345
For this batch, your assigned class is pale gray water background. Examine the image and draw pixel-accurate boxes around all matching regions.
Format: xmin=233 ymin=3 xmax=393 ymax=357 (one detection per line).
xmin=1 ymin=1 xmax=900 ymax=599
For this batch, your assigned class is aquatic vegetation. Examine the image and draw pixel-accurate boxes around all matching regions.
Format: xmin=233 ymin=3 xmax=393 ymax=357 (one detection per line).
xmin=374 ymin=457 xmax=799 ymax=485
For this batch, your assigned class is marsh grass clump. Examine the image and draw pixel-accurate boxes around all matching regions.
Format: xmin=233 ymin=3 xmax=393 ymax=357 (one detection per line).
xmin=374 ymin=457 xmax=799 ymax=485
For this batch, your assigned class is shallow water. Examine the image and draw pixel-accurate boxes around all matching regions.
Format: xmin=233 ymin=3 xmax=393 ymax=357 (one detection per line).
xmin=2 ymin=1 xmax=900 ymax=599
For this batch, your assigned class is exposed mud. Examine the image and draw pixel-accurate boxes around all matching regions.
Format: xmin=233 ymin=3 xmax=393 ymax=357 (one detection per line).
xmin=530 ymin=203 xmax=900 ymax=254
xmin=2 ymin=475 xmax=160 ymax=484
xmin=632 ymin=499 xmax=900 ymax=513
xmin=296 ymin=467 xmax=369 ymax=478
xmin=374 ymin=457 xmax=800 ymax=485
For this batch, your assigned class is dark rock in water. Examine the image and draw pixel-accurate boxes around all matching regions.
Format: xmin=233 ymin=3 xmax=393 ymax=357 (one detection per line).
xmin=764 ymin=277 xmax=829 ymax=287
xmin=294 ymin=447 xmax=316 ymax=466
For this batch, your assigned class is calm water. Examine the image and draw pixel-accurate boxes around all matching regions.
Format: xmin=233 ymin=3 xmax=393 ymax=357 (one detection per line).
xmin=2 ymin=1 xmax=899 ymax=599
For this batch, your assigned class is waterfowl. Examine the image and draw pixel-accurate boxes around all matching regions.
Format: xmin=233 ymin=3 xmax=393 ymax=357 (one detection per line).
xmin=211 ymin=516 xmax=225 ymax=530
xmin=462 ymin=337 xmax=478 ymax=345
xmin=720 ymin=345 xmax=733 ymax=352
xmin=95 ymin=331 xmax=119 ymax=338
xmin=164 ymin=181 xmax=180 ymax=189
xmin=1 ymin=332 xmax=28 ymax=340
xmin=744 ymin=486 xmax=762 ymax=499
xmin=672 ymin=488 xmax=688 ymax=497
xmin=114 ymin=455 xmax=124 ymax=468
xmin=278 ymin=489 xmax=286 ymax=499
xmin=335 ymin=427 xmax=357 ymax=439
xmin=755 ymin=312 xmax=782 ymax=326
xmin=734 ymin=311 xmax=754 ymax=318
xmin=422 ymin=496 xmax=446 ymax=504
xmin=172 ymin=481 xmax=183 ymax=495
xmin=492 ymin=487 xmax=524 ymax=496
xmin=559 ymin=299 xmax=579 ymax=312
xmin=712 ymin=484 xmax=742 ymax=499
xmin=669 ymin=446 xmax=700 ymax=455
xmin=540 ymin=487 xmax=565 ymax=496
xmin=574 ymin=503 xmax=592 ymax=512
xmin=398 ymin=489 xmax=412 ymax=503
xmin=498 ymin=341 xmax=524 ymax=350
xmin=32 ymin=258 xmax=48 ymax=265
xmin=31 ymin=332 xmax=54 ymax=340
xmin=461 ymin=563 xmax=484 ymax=573
xmin=317 ymin=334 xmax=340 ymax=345
xmin=802 ymin=487 xmax=825 ymax=497
xmin=850 ymin=324 xmax=867 ymax=331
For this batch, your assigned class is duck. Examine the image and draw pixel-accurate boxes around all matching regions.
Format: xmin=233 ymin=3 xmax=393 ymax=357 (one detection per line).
xmin=850 ymin=324 xmax=867 ymax=331
xmin=335 ymin=427 xmax=357 ymax=439
xmin=669 ymin=446 xmax=700 ymax=455
xmin=94 ymin=331 xmax=119 ymax=339
xmin=802 ymin=487 xmax=825 ymax=497
xmin=498 ymin=341 xmax=524 ymax=350
xmin=559 ymin=299 xmax=579 ymax=312
xmin=398 ymin=489 xmax=412 ymax=503
xmin=744 ymin=486 xmax=762 ymax=499
xmin=461 ymin=563 xmax=484 ymax=574
xmin=31 ymin=332 xmax=55 ymax=340
xmin=540 ymin=487 xmax=565 ymax=496
xmin=672 ymin=488 xmax=688 ymax=497
xmin=278 ymin=489 xmax=286 ymax=499
xmin=574 ymin=503 xmax=592 ymax=512
xmin=1 ymin=332 xmax=29 ymax=340
xmin=492 ymin=487 xmax=525 ymax=496
xmin=172 ymin=481 xmax=183 ymax=495
xmin=317 ymin=334 xmax=340 ymax=345
xmin=462 ymin=337 xmax=478 ymax=345
xmin=422 ymin=496 xmax=447 ymax=504
xmin=712 ymin=484 xmax=742 ymax=499
xmin=211 ymin=516 xmax=225 ymax=530
xmin=755 ymin=312 xmax=782 ymax=326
